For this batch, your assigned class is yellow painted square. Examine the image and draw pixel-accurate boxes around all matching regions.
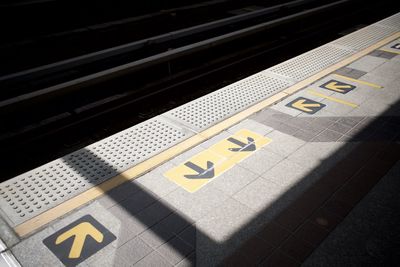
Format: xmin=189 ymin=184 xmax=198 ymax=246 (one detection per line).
xmin=208 ymin=129 xmax=272 ymax=164
xmin=164 ymin=150 xmax=229 ymax=193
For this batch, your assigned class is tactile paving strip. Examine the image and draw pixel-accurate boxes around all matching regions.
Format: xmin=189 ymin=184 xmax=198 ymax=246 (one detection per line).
xmin=163 ymin=73 xmax=292 ymax=131
xmin=267 ymin=44 xmax=354 ymax=82
xmin=0 ymin=117 xmax=191 ymax=226
xmin=332 ymin=25 xmax=398 ymax=51
xmin=377 ymin=12 xmax=400 ymax=30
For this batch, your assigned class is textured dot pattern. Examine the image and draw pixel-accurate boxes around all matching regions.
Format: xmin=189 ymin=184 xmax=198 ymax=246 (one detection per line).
xmin=268 ymin=45 xmax=354 ymax=81
xmin=377 ymin=13 xmax=400 ymax=30
xmin=166 ymin=73 xmax=292 ymax=130
xmin=332 ymin=25 xmax=397 ymax=51
xmin=0 ymin=118 xmax=188 ymax=226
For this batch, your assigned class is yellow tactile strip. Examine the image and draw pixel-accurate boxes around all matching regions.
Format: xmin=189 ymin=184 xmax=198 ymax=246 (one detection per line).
xmin=14 ymin=31 xmax=400 ymax=238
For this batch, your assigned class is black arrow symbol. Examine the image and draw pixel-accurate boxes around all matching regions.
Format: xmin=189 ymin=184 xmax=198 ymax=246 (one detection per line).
xmin=184 ymin=161 xmax=215 ymax=179
xmin=227 ymin=137 xmax=256 ymax=152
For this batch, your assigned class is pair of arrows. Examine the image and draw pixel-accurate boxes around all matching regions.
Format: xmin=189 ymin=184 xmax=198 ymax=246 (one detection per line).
xmin=183 ymin=137 xmax=255 ymax=179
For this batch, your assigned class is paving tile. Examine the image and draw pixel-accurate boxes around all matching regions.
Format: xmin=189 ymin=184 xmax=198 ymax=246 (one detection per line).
xmin=369 ymin=50 xmax=396 ymax=59
xmin=262 ymin=159 xmax=313 ymax=189
xmin=156 ymin=236 xmax=193 ymax=265
xmin=309 ymin=207 xmax=343 ymax=231
xmin=96 ymin=180 xmax=141 ymax=209
xmin=292 ymin=129 xmax=318 ymax=142
xmin=320 ymin=99 xmax=355 ymax=116
xmin=227 ymin=119 xmax=274 ymax=136
xmin=210 ymin=165 xmax=258 ymax=196
xmin=237 ymin=147 xmax=284 ymax=175
xmin=274 ymin=208 xmax=305 ymax=233
xmin=11 ymin=227 xmax=63 ymax=267
xmin=178 ymin=224 xmax=197 ymax=249
xmin=175 ymin=252 xmax=196 ymax=267
xmin=280 ymin=235 xmax=314 ymax=262
xmin=347 ymin=55 xmax=387 ymax=72
xmin=328 ymin=122 xmax=353 ymax=135
xmin=334 ymin=67 xmax=367 ymax=79
xmin=139 ymin=212 xmax=192 ymax=249
xmin=294 ymin=221 xmax=330 ymax=247
xmin=264 ymin=131 xmax=306 ymax=157
xmin=199 ymin=131 xmax=231 ymax=148
xmin=260 ymin=250 xmax=300 ymax=267
xmin=133 ymin=250 xmax=173 ymax=267
xmin=196 ymin=198 xmax=256 ymax=266
xmin=312 ymin=129 xmax=342 ymax=142
xmin=116 ymin=237 xmax=153 ymax=266
xmin=257 ymin=221 xmax=291 ymax=247
xmin=134 ymin=200 xmax=174 ymax=233
xmin=136 ymin=162 xmax=178 ymax=198
xmin=273 ymin=122 xmax=300 ymax=135
xmin=239 ymin=236 xmax=275 ymax=264
xmin=117 ymin=189 xmax=158 ymax=216
xmin=163 ymin=185 xmax=229 ymax=221
xmin=233 ymin=178 xmax=287 ymax=214
xmin=107 ymin=205 xmax=147 ymax=241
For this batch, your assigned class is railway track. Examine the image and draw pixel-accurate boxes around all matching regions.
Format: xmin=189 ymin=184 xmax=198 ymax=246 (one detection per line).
xmin=0 ymin=0 xmax=398 ymax=180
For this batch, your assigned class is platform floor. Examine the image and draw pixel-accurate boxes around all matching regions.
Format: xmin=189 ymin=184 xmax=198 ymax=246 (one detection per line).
xmin=1 ymin=15 xmax=400 ymax=267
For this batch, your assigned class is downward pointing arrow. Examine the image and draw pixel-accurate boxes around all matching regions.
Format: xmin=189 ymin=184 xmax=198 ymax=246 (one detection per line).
xmin=55 ymin=222 xmax=104 ymax=259
xmin=184 ymin=161 xmax=215 ymax=179
xmin=227 ymin=137 xmax=256 ymax=152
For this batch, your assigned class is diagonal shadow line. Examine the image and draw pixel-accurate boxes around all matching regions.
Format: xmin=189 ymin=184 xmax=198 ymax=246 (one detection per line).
xmin=64 ymin=97 xmax=400 ymax=265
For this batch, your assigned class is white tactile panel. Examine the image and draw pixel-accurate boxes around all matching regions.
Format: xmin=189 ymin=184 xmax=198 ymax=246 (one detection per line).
xmin=163 ymin=73 xmax=292 ymax=131
xmin=331 ymin=25 xmax=397 ymax=51
xmin=377 ymin=12 xmax=400 ymax=30
xmin=0 ymin=117 xmax=191 ymax=226
xmin=267 ymin=44 xmax=354 ymax=82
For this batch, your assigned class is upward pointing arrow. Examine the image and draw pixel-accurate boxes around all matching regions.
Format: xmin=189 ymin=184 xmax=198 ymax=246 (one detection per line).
xmin=227 ymin=137 xmax=256 ymax=152
xmin=184 ymin=161 xmax=215 ymax=179
xmin=324 ymin=81 xmax=352 ymax=92
xmin=55 ymin=222 xmax=104 ymax=259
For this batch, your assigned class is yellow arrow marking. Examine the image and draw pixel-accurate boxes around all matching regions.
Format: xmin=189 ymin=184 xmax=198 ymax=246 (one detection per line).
xmin=292 ymin=99 xmax=321 ymax=112
xmin=55 ymin=222 xmax=104 ymax=259
xmin=324 ymin=81 xmax=352 ymax=92
xmin=307 ymin=90 xmax=358 ymax=108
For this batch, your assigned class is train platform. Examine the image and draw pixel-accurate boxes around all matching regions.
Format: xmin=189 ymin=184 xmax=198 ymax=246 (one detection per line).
xmin=1 ymin=12 xmax=400 ymax=267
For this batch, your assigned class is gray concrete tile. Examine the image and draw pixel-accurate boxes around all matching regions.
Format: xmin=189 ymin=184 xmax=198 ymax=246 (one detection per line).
xmin=262 ymin=159 xmax=314 ymax=189
xmin=134 ymin=251 xmax=173 ymax=267
xmin=136 ymin=162 xmax=178 ymax=198
xmin=199 ymin=131 xmax=231 ymax=149
xmin=312 ymin=129 xmax=343 ymax=142
xmin=347 ymin=55 xmax=387 ymax=72
xmin=11 ymin=227 xmax=63 ymax=267
xmin=196 ymin=198 xmax=256 ymax=266
xmin=163 ymin=186 xmax=229 ymax=221
xmin=117 ymin=237 xmax=153 ymax=266
xmin=139 ymin=212 xmax=191 ymax=249
xmin=210 ymin=165 xmax=258 ymax=196
xmin=134 ymin=200 xmax=174 ymax=232
xmin=233 ymin=178 xmax=286 ymax=212
xmin=176 ymin=252 xmax=196 ymax=267
xmin=237 ymin=148 xmax=284 ymax=175
xmin=286 ymin=142 xmax=342 ymax=168
xmin=227 ymin=119 xmax=274 ymax=136
xmin=96 ymin=180 xmax=141 ymax=209
xmin=329 ymin=122 xmax=353 ymax=135
xmin=320 ymin=98 xmax=355 ymax=116
xmin=292 ymin=129 xmax=319 ymax=142
xmin=369 ymin=50 xmax=396 ymax=59
xmin=156 ymin=236 xmax=194 ymax=265
xmin=264 ymin=130 xmax=306 ymax=157
xmin=178 ymin=225 xmax=196 ymax=249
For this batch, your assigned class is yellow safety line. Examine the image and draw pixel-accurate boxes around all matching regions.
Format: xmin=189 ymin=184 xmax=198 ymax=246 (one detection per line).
xmin=379 ymin=48 xmax=400 ymax=55
xmin=14 ymin=31 xmax=400 ymax=238
xmin=307 ymin=90 xmax=358 ymax=108
xmin=333 ymin=74 xmax=382 ymax=89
